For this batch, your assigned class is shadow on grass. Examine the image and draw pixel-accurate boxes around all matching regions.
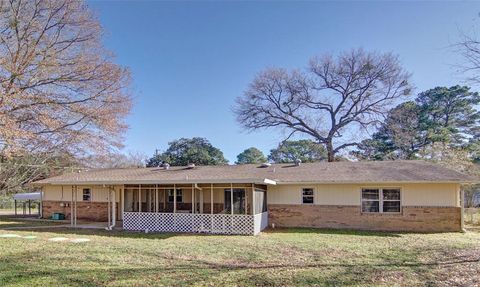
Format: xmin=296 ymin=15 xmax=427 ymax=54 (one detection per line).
xmin=1 ymin=227 xmax=183 ymax=240
xmin=0 ymin=217 xmax=65 ymax=229
xmin=0 ymin=248 xmax=478 ymax=287
xmin=264 ymin=227 xmax=404 ymax=237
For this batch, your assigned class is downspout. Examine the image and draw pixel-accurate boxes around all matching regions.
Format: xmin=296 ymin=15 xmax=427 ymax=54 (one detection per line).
xmin=107 ymin=186 xmax=116 ymax=230
xmin=460 ymin=187 xmax=466 ymax=233
xmin=38 ymin=187 xmax=43 ymax=219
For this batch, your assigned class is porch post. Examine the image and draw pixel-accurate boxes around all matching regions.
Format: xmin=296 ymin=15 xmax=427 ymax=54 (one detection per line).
xmin=138 ymin=184 xmax=141 ymax=212
xmin=39 ymin=187 xmax=43 ymax=219
xmin=460 ymin=187 xmax=465 ymax=232
xmin=155 ymin=184 xmax=158 ymax=213
xmin=173 ymin=184 xmax=177 ymax=213
xmin=230 ymin=183 xmax=233 ymax=215
xmin=200 ymin=187 xmax=203 ymax=214
xmin=192 ymin=183 xmax=195 ymax=214
xmin=210 ymin=184 xmax=214 ymax=215
xmin=111 ymin=187 xmax=116 ymax=227
xmin=121 ymin=186 xmax=124 ymax=219
xmin=251 ymin=183 xmax=255 ymax=215
xmin=107 ymin=188 xmax=111 ymax=227
xmin=71 ymin=186 xmax=74 ymax=226
xmin=74 ymin=186 xmax=77 ymax=227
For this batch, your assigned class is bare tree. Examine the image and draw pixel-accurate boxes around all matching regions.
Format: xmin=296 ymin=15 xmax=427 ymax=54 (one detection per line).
xmin=457 ymin=31 xmax=480 ymax=84
xmin=0 ymin=0 xmax=132 ymax=157
xmin=235 ymin=49 xmax=412 ymax=161
xmin=83 ymin=151 xmax=147 ymax=169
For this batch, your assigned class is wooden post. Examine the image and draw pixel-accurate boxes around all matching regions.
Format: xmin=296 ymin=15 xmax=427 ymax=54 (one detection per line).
xmin=107 ymin=188 xmax=111 ymax=228
xmin=71 ymin=186 xmax=74 ymax=226
xmin=230 ymin=183 xmax=233 ymax=215
xmin=210 ymin=184 xmax=214 ymax=215
xmin=200 ymin=187 xmax=203 ymax=214
xmin=173 ymin=184 xmax=177 ymax=213
xmin=121 ymin=186 xmax=125 ymax=220
xmin=251 ymin=183 xmax=255 ymax=215
xmin=138 ymin=184 xmax=141 ymax=212
xmin=192 ymin=183 xmax=195 ymax=214
xmin=74 ymin=186 xmax=77 ymax=227
xmin=14 ymin=200 xmax=17 ymax=217
xmin=460 ymin=187 xmax=465 ymax=232
xmin=155 ymin=184 xmax=158 ymax=213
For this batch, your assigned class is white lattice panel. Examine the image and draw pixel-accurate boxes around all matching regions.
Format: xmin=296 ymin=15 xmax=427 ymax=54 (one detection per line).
xmin=123 ymin=212 xmax=259 ymax=235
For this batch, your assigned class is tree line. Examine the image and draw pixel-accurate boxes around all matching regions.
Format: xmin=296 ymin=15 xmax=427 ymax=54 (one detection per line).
xmin=145 ymin=137 xmax=329 ymax=167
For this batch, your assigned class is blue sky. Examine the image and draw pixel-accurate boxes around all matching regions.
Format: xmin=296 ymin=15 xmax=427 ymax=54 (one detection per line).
xmin=88 ymin=1 xmax=480 ymax=163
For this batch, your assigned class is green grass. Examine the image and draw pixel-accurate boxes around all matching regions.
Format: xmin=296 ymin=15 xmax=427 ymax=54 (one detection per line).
xmin=0 ymin=219 xmax=479 ymax=286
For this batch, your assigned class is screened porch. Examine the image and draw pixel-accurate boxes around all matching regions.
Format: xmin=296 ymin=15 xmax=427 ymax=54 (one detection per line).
xmin=121 ymin=183 xmax=269 ymax=235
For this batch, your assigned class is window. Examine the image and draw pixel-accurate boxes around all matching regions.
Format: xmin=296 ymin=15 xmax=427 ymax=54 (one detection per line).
xmin=361 ymin=188 xmax=400 ymax=213
xmin=302 ymin=188 xmax=314 ymax=204
xmin=167 ymin=189 xmax=183 ymax=203
xmin=82 ymin=188 xmax=91 ymax=201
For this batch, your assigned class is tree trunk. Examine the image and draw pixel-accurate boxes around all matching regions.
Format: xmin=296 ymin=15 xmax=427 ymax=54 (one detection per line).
xmin=326 ymin=140 xmax=335 ymax=162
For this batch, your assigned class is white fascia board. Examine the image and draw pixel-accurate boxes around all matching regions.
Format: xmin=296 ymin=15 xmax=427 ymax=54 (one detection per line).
xmin=263 ymin=178 xmax=277 ymax=185
xmin=275 ymin=180 xmax=474 ymax=185
xmin=39 ymin=178 xmax=276 ymax=186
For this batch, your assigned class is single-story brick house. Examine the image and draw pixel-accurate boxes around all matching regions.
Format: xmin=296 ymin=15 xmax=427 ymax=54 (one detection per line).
xmin=33 ymin=160 xmax=476 ymax=235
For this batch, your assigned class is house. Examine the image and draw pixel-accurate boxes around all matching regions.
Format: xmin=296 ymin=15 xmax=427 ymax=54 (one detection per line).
xmin=32 ymin=160 xmax=476 ymax=235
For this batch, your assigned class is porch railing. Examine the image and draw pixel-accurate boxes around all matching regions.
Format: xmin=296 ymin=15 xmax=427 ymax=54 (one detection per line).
xmin=123 ymin=211 xmax=268 ymax=235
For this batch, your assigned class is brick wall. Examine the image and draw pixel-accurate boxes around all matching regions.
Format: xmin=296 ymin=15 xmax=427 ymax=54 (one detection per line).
xmin=42 ymin=200 xmax=117 ymax=222
xmin=268 ymin=204 xmax=461 ymax=232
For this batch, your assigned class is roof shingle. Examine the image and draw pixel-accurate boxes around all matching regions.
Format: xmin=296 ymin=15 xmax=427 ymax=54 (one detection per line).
xmin=33 ymin=160 xmax=476 ymax=185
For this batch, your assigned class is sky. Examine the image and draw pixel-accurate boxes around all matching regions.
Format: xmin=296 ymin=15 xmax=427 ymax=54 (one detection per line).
xmin=88 ymin=1 xmax=480 ymax=163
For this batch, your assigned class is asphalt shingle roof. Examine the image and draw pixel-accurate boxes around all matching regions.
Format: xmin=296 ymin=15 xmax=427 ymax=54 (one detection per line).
xmin=33 ymin=160 xmax=476 ymax=185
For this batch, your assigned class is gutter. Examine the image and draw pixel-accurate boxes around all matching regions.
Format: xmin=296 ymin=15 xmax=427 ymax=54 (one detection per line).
xmin=32 ymin=178 xmax=278 ymax=186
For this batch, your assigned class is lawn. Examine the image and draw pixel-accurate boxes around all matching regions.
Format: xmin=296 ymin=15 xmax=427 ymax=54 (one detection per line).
xmin=0 ymin=219 xmax=479 ymax=287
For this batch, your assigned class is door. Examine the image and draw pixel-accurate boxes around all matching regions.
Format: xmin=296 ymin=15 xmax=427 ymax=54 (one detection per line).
xmin=224 ymin=189 xmax=245 ymax=214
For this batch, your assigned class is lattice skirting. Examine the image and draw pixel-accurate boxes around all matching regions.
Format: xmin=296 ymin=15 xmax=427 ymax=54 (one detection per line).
xmin=123 ymin=212 xmax=268 ymax=235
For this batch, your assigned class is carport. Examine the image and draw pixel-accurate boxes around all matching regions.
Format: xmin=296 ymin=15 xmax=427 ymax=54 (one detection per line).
xmin=13 ymin=192 xmax=42 ymax=217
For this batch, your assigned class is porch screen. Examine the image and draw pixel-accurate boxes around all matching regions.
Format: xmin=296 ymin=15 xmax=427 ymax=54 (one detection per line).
xmin=124 ymin=188 xmax=138 ymax=212
xmin=254 ymin=188 xmax=267 ymax=214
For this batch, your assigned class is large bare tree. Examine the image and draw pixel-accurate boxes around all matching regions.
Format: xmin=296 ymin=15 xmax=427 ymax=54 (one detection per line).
xmin=235 ymin=49 xmax=411 ymax=161
xmin=0 ymin=0 xmax=132 ymax=157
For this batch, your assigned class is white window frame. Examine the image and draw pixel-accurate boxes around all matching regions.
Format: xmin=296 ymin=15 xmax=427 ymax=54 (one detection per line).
xmin=301 ymin=187 xmax=315 ymax=204
xmin=361 ymin=187 xmax=401 ymax=214
xmin=82 ymin=188 xmax=91 ymax=202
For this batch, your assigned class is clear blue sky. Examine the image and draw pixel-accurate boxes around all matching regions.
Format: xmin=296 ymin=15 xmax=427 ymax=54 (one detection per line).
xmin=88 ymin=1 xmax=480 ymax=163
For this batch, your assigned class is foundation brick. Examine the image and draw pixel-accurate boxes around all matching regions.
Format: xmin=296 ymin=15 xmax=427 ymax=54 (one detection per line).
xmin=42 ymin=201 xmax=117 ymax=222
xmin=268 ymin=204 xmax=461 ymax=232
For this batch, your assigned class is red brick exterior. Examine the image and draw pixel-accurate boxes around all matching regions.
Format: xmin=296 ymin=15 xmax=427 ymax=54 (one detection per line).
xmin=268 ymin=204 xmax=461 ymax=232
xmin=42 ymin=201 xmax=117 ymax=222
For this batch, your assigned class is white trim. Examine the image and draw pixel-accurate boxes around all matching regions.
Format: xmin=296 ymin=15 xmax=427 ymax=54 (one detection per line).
xmin=82 ymin=187 xmax=92 ymax=202
xmin=300 ymin=187 xmax=315 ymax=205
xmin=39 ymin=178 xmax=277 ymax=186
xmin=360 ymin=187 xmax=402 ymax=214
xmin=275 ymin=181 xmax=473 ymax=185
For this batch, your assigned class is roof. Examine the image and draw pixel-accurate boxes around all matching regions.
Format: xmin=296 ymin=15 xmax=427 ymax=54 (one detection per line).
xmin=13 ymin=192 xmax=42 ymax=201
xmin=32 ymin=160 xmax=477 ymax=185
